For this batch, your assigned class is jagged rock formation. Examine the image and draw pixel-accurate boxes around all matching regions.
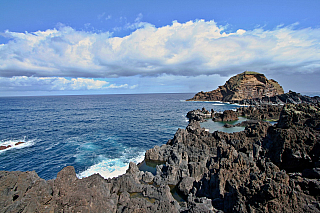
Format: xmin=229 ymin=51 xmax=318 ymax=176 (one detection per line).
xmin=213 ymin=110 xmax=238 ymax=122
xmin=145 ymin=103 xmax=320 ymax=212
xmin=187 ymin=71 xmax=284 ymax=102
xmin=0 ymin=164 xmax=179 ymax=213
xmin=186 ymin=107 xmax=214 ymax=122
xmin=187 ymin=107 xmax=239 ymax=123
xmin=236 ymin=105 xmax=283 ymax=121
xmin=1 ymin=103 xmax=320 ymax=213
xmin=232 ymin=90 xmax=320 ymax=105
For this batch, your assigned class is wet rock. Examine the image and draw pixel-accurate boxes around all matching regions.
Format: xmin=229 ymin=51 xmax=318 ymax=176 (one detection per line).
xmin=187 ymin=108 xmax=213 ymax=122
xmin=223 ymin=123 xmax=234 ymax=128
xmin=15 ymin=142 xmax=24 ymax=146
xmin=213 ymin=110 xmax=238 ymax=122
xmin=0 ymin=145 xmax=11 ymax=150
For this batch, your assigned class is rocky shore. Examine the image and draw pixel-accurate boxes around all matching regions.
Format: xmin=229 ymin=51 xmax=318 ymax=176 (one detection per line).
xmin=1 ymin=103 xmax=320 ymax=212
xmin=186 ymin=71 xmax=320 ymax=106
xmin=231 ymin=90 xmax=320 ymax=106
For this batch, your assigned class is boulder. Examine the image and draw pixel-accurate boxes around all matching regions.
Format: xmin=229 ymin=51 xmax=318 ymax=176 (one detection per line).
xmin=0 ymin=145 xmax=11 ymax=150
xmin=15 ymin=142 xmax=25 ymax=146
xmin=178 ymin=176 xmax=195 ymax=196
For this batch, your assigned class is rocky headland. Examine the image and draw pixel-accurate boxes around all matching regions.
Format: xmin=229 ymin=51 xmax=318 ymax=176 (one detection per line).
xmin=187 ymin=71 xmax=284 ymax=102
xmin=1 ymin=102 xmax=320 ymax=213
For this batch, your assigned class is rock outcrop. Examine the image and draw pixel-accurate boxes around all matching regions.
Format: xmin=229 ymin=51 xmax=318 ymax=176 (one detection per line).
xmin=1 ymin=103 xmax=320 ymax=213
xmin=187 ymin=107 xmax=239 ymax=123
xmin=213 ymin=110 xmax=238 ymax=122
xmin=144 ymin=103 xmax=320 ymax=212
xmin=186 ymin=107 xmax=214 ymax=122
xmin=0 ymin=164 xmax=180 ymax=213
xmin=187 ymin=71 xmax=284 ymax=102
xmin=236 ymin=104 xmax=283 ymax=121
xmin=232 ymin=90 xmax=320 ymax=105
xmin=0 ymin=142 xmax=25 ymax=151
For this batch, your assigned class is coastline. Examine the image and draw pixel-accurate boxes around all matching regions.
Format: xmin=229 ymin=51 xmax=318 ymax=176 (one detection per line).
xmin=1 ymin=102 xmax=320 ymax=212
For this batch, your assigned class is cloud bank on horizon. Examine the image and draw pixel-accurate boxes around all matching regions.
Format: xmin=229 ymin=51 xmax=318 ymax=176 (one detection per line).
xmin=1 ymin=19 xmax=320 ymax=94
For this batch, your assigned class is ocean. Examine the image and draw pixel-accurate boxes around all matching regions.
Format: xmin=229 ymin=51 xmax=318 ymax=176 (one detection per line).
xmin=0 ymin=93 xmax=242 ymax=180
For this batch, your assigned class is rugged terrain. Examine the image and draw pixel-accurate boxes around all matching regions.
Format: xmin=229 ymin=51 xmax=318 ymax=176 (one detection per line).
xmin=231 ymin=90 xmax=320 ymax=105
xmin=187 ymin=71 xmax=284 ymax=102
xmin=1 ymin=103 xmax=320 ymax=213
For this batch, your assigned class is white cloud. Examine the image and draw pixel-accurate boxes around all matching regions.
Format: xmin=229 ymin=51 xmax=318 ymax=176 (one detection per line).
xmin=0 ymin=20 xmax=320 ymax=80
xmin=106 ymin=15 xmax=112 ymax=21
xmin=0 ymin=76 xmax=131 ymax=91
xmin=98 ymin=12 xmax=106 ymax=20
xmin=130 ymin=84 xmax=138 ymax=89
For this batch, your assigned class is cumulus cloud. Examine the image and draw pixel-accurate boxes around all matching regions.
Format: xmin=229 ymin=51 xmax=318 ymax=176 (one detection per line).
xmin=0 ymin=20 xmax=320 ymax=79
xmin=0 ymin=76 xmax=129 ymax=91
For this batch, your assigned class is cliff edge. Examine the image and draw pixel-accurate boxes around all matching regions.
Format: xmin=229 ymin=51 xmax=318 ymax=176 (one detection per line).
xmin=187 ymin=71 xmax=284 ymax=102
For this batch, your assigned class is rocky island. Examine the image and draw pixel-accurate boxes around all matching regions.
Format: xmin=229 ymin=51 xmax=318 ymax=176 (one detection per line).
xmin=187 ymin=71 xmax=284 ymax=102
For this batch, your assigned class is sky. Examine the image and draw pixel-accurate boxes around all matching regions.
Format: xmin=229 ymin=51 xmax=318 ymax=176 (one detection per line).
xmin=0 ymin=0 xmax=320 ymax=96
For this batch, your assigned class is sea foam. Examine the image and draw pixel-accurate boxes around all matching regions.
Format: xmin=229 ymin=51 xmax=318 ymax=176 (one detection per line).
xmin=0 ymin=137 xmax=35 ymax=154
xmin=76 ymin=151 xmax=145 ymax=179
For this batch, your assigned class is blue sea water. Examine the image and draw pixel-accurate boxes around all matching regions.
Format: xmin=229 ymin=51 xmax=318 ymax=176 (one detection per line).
xmin=0 ymin=93 xmax=241 ymax=180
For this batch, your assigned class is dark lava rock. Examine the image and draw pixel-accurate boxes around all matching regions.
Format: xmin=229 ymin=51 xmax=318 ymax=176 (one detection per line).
xmin=263 ymin=104 xmax=320 ymax=172
xmin=145 ymin=103 xmax=320 ymax=212
xmin=15 ymin=142 xmax=25 ymax=146
xmin=213 ymin=110 xmax=239 ymax=122
xmin=234 ymin=91 xmax=320 ymax=106
xmin=236 ymin=104 xmax=283 ymax=121
xmin=1 ymin=103 xmax=320 ymax=213
xmin=302 ymin=168 xmax=320 ymax=179
xmin=223 ymin=123 xmax=234 ymax=128
xmin=187 ymin=107 xmax=213 ymax=122
xmin=0 ymin=145 xmax=11 ymax=150
xmin=0 ymin=164 xmax=180 ymax=213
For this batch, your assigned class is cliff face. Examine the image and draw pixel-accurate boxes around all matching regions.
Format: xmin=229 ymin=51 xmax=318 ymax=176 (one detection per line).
xmin=188 ymin=71 xmax=284 ymax=102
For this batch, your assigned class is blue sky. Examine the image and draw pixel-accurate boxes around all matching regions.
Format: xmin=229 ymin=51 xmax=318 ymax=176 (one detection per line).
xmin=0 ymin=0 xmax=320 ymax=96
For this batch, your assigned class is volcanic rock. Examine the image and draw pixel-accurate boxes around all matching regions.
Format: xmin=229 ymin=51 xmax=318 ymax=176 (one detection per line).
xmin=236 ymin=104 xmax=283 ymax=121
xmin=233 ymin=90 xmax=320 ymax=105
xmin=145 ymin=103 xmax=320 ymax=212
xmin=15 ymin=142 xmax=24 ymax=146
xmin=187 ymin=107 xmax=213 ymax=122
xmin=213 ymin=110 xmax=238 ymax=122
xmin=263 ymin=103 xmax=320 ymax=172
xmin=1 ymin=103 xmax=320 ymax=213
xmin=187 ymin=71 xmax=284 ymax=102
xmin=0 ymin=145 xmax=11 ymax=150
xmin=0 ymin=164 xmax=180 ymax=213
